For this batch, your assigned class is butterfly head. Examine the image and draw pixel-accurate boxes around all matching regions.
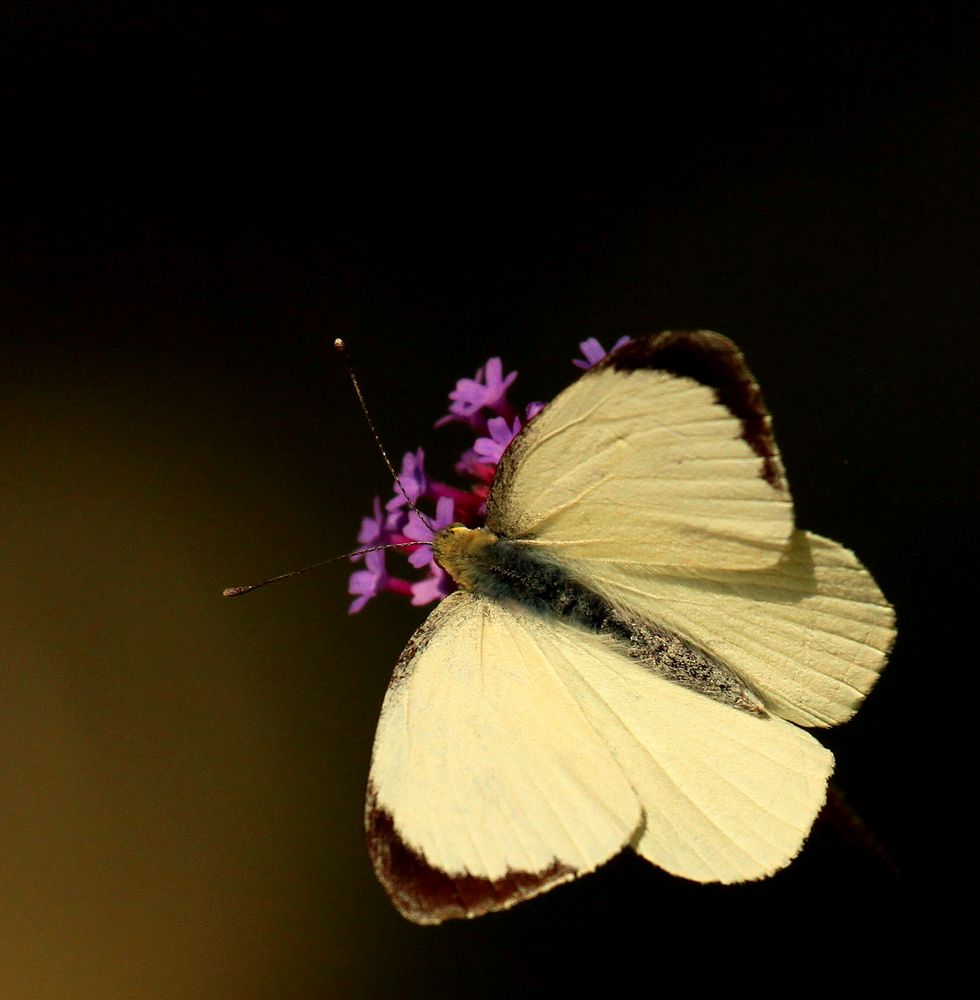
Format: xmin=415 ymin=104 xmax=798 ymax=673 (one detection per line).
xmin=431 ymin=525 xmax=499 ymax=591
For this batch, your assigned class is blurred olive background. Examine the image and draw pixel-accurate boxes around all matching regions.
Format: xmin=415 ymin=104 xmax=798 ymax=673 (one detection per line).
xmin=1 ymin=6 xmax=972 ymax=998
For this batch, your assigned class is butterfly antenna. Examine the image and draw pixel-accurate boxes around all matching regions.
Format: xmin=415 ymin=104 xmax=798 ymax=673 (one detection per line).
xmin=333 ymin=338 xmax=435 ymax=531
xmin=223 ymin=543 xmax=422 ymax=597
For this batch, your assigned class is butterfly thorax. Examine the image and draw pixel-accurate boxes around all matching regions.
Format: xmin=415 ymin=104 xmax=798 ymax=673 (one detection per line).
xmin=433 ymin=525 xmax=766 ymax=715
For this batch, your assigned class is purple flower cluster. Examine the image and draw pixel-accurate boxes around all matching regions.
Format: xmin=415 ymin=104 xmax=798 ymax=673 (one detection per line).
xmin=348 ymin=336 xmax=631 ymax=613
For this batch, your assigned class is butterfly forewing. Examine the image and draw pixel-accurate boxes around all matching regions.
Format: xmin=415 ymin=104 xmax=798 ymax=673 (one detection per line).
xmin=365 ymin=592 xmax=641 ymax=924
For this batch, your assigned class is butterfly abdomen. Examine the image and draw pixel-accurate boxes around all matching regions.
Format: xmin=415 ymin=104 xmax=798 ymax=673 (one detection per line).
xmin=433 ymin=525 xmax=765 ymax=714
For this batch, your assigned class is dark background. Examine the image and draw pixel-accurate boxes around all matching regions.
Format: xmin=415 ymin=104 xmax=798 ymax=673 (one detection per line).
xmin=1 ymin=6 xmax=974 ymax=997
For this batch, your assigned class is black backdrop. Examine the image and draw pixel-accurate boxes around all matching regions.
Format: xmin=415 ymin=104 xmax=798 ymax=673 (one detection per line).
xmin=2 ymin=6 xmax=973 ymax=997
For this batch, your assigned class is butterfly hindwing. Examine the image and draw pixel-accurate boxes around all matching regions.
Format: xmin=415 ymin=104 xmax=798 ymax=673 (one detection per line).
xmin=545 ymin=623 xmax=835 ymax=882
xmin=570 ymin=529 xmax=895 ymax=727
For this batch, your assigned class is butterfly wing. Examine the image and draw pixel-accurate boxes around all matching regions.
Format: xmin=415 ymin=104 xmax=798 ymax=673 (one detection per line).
xmin=365 ymin=590 xmax=642 ymax=924
xmin=572 ymin=529 xmax=895 ymax=727
xmin=487 ymin=330 xmax=894 ymax=726
xmin=487 ymin=330 xmax=794 ymax=572
xmin=546 ymin=617 xmax=835 ymax=883
xmin=367 ymin=592 xmax=834 ymax=923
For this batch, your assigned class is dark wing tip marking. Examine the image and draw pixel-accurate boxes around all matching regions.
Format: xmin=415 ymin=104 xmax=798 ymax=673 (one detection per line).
xmin=598 ymin=330 xmax=786 ymax=490
xmin=366 ymin=787 xmax=575 ymax=924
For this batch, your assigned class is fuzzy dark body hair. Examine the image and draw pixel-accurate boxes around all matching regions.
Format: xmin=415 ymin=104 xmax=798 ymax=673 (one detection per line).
xmin=474 ymin=535 xmax=765 ymax=714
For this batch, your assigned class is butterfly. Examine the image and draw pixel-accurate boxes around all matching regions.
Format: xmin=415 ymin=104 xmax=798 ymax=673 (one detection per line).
xmin=362 ymin=330 xmax=895 ymax=924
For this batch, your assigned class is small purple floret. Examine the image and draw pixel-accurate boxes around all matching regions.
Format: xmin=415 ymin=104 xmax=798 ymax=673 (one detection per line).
xmin=473 ymin=415 xmax=523 ymax=465
xmin=436 ymin=356 xmax=518 ymax=430
xmin=572 ymin=335 xmax=632 ymax=369
xmin=404 ymin=496 xmax=455 ymax=569
xmin=348 ymin=549 xmax=388 ymax=614
xmin=356 ymin=496 xmax=386 ymax=549
xmin=410 ymin=564 xmax=454 ymax=605
xmin=385 ymin=448 xmax=429 ymax=512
